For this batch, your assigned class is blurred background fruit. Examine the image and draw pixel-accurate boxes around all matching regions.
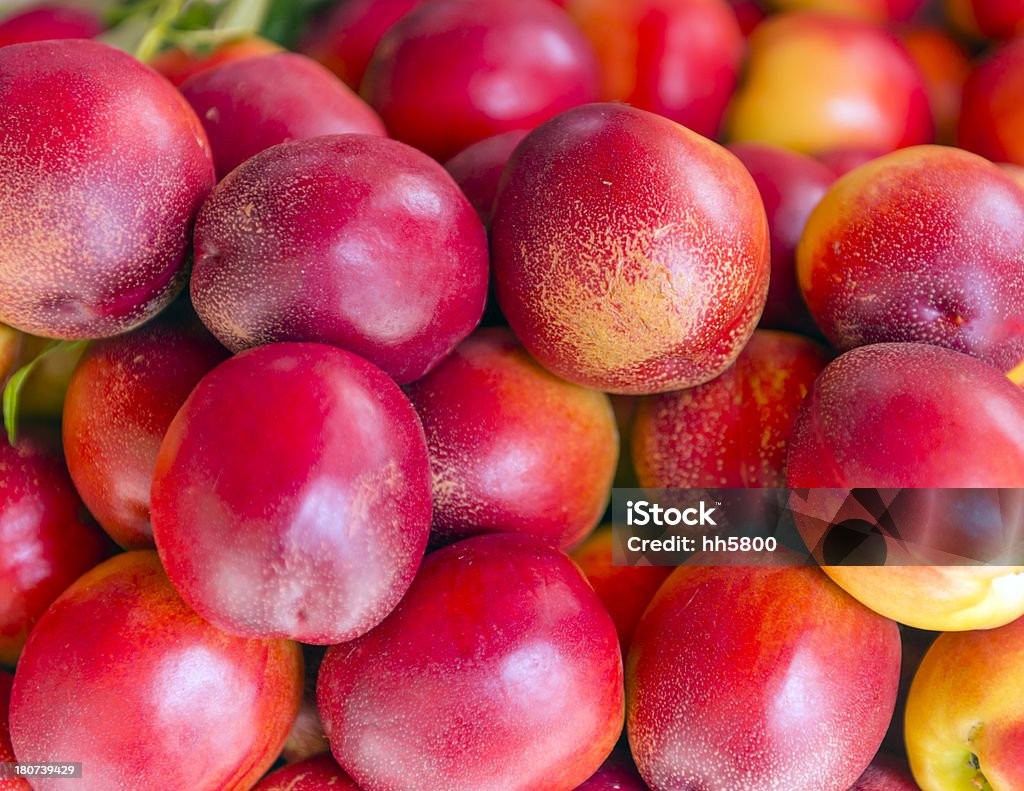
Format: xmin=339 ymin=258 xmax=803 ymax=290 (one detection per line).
xmin=727 ymin=13 xmax=933 ymax=155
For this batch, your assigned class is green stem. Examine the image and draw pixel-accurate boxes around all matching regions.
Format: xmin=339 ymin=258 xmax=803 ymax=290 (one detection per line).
xmin=133 ymin=0 xmax=186 ymax=62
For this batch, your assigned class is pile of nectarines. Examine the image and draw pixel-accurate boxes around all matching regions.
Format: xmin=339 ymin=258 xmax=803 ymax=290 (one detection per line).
xmin=1 ymin=0 xmax=1023 ymax=789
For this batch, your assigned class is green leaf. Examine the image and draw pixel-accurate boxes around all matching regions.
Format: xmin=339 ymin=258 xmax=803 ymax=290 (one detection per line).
xmin=3 ymin=340 xmax=88 ymax=445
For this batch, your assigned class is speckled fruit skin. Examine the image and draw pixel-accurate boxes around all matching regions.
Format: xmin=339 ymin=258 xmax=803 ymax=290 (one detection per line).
xmin=849 ymin=756 xmax=919 ymax=790
xmin=191 ymin=134 xmax=488 ymax=384
xmin=405 ymin=327 xmax=618 ymax=549
xmin=317 ymin=533 xmax=624 ymax=791
xmin=728 ymin=144 xmax=834 ymax=334
xmin=905 ymin=614 xmax=1024 ymax=791
xmin=492 ymin=103 xmax=770 ymax=395
xmin=571 ymin=525 xmax=672 ymax=656
xmin=947 ymin=0 xmax=1024 ymax=39
xmin=566 ymin=0 xmax=744 ymax=139
xmin=633 ymin=331 xmax=829 ymax=488
xmin=150 ymin=36 xmax=282 ymax=86
xmin=181 ymin=53 xmax=386 ymax=179
xmin=443 ymin=130 xmax=529 ymax=224
xmin=770 ymin=0 xmax=924 ymax=22
xmin=575 ymin=748 xmax=649 ymax=790
xmin=727 ymin=13 xmax=932 ymax=155
xmin=0 ymin=40 xmax=214 ymax=339
xmin=786 ymin=343 xmax=1024 ymax=631
xmin=361 ymin=0 xmax=600 ymax=161
xmin=0 ymin=5 xmax=102 ymax=46
xmin=901 ymin=27 xmax=970 ymax=145
xmin=253 ymin=754 xmax=360 ymax=790
xmin=0 ymin=672 xmax=29 ymax=791
xmin=62 ymin=323 xmax=228 ymax=550
xmin=0 ymin=433 xmax=110 ymax=666
xmin=958 ymin=38 xmax=1024 ymax=167
xmin=152 ymin=343 xmax=431 ymax=643
xmin=303 ymin=0 xmax=421 ymax=89
xmin=627 ymin=563 xmax=901 ymax=791
xmin=9 ymin=552 xmax=302 ymax=791
xmin=799 ymin=146 xmax=1024 ymax=372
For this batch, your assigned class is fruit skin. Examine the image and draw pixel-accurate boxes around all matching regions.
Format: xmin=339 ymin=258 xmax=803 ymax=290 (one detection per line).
xmin=728 ymin=144 xmax=834 ymax=334
xmin=361 ymin=0 xmax=600 ymax=161
xmin=0 ymin=671 xmax=29 ymax=791
xmin=252 ymin=753 xmax=360 ymax=790
xmin=799 ymin=145 xmax=1024 ymax=372
xmin=571 ymin=524 xmax=672 ymax=656
xmin=492 ymin=103 xmax=770 ymax=395
xmin=905 ymin=614 xmax=1024 ymax=791
xmin=62 ymin=322 xmax=228 ymax=550
xmin=849 ymin=756 xmax=919 ymax=790
xmin=633 ymin=330 xmax=830 ymax=488
xmin=192 ymin=134 xmax=488 ymax=384
xmin=566 ymin=0 xmax=744 ymax=138
xmin=9 ymin=551 xmax=302 ymax=791
xmin=150 ymin=36 xmax=282 ymax=86
xmin=727 ymin=13 xmax=932 ymax=155
xmin=152 ymin=343 xmax=432 ymax=644
xmin=0 ymin=40 xmax=214 ymax=339
xmin=958 ymin=37 xmax=1024 ymax=167
xmin=729 ymin=0 xmax=767 ymax=33
xmin=947 ymin=0 xmax=1024 ymax=39
xmin=443 ymin=130 xmax=528 ymax=224
xmin=1003 ymin=163 xmax=1024 ymax=188
xmin=405 ymin=327 xmax=618 ymax=549
xmin=627 ymin=562 xmax=901 ymax=791
xmin=0 ymin=326 xmax=20 ymax=384
xmin=180 ymin=52 xmax=386 ymax=179
xmin=901 ymin=27 xmax=970 ymax=145
xmin=770 ymin=0 xmax=924 ymax=22
xmin=302 ymin=0 xmax=421 ymax=89
xmin=786 ymin=343 xmax=1024 ymax=631
xmin=317 ymin=533 xmax=623 ymax=791
xmin=0 ymin=5 xmax=102 ymax=47
xmin=0 ymin=433 xmax=111 ymax=666
xmin=816 ymin=147 xmax=887 ymax=177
